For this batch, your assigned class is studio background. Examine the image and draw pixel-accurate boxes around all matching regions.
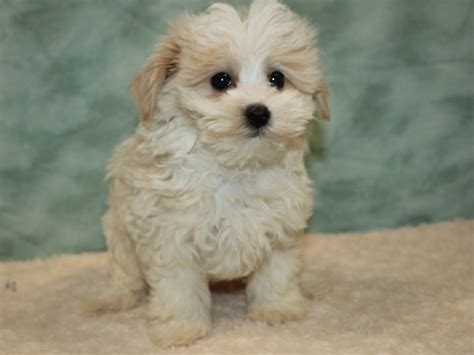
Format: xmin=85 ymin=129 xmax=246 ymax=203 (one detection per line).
xmin=1 ymin=0 xmax=473 ymax=260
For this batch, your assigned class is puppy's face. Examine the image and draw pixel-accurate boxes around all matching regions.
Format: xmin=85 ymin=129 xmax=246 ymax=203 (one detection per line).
xmin=133 ymin=0 xmax=329 ymax=167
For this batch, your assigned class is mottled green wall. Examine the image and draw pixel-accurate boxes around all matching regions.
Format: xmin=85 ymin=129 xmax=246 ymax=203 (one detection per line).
xmin=1 ymin=0 xmax=473 ymax=260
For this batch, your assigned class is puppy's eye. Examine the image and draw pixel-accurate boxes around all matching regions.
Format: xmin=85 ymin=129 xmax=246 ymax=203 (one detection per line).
xmin=269 ymin=71 xmax=285 ymax=89
xmin=211 ymin=72 xmax=233 ymax=91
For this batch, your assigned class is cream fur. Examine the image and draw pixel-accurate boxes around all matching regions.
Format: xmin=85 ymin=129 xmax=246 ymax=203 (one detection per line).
xmin=95 ymin=0 xmax=329 ymax=347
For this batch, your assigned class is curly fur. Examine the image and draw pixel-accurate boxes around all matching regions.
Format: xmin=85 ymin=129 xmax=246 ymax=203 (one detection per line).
xmin=92 ymin=0 xmax=329 ymax=347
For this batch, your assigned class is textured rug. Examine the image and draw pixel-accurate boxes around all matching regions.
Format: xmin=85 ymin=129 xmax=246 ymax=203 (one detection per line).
xmin=1 ymin=220 xmax=473 ymax=354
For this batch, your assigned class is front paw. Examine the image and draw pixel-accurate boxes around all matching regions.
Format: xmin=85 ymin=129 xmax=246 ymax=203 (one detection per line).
xmin=248 ymin=299 xmax=307 ymax=325
xmin=149 ymin=319 xmax=211 ymax=347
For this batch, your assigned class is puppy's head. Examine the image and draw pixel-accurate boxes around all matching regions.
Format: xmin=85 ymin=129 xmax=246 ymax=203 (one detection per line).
xmin=132 ymin=0 xmax=329 ymax=167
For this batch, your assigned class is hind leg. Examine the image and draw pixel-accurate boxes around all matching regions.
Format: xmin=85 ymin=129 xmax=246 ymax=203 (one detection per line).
xmin=84 ymin=211 xmax=146 ymax=315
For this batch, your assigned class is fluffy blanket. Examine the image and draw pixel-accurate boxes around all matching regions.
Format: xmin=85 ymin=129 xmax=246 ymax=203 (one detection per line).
xmin=1 ymin=221 xmax=473 ymax=354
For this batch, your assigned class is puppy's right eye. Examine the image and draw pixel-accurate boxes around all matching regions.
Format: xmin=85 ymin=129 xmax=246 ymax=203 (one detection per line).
xmin=211 ymin=72 xmax=233 ymax=91
xmin=269 ymin=71 xmax=285 ymax=89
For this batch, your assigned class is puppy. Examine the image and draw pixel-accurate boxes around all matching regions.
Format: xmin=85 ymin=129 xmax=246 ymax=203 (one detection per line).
xmin=96 ymin=0 xmax=329 ymax=347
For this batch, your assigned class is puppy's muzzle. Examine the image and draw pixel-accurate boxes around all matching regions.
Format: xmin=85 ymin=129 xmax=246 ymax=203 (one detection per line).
xmin=245 ymin=104 xmax=271 ymax=130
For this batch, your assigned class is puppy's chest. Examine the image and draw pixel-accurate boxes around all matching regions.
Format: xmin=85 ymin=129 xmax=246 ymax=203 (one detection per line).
xmin=190 ymin=170 xmax=307 ymax=280
xmin=127 ymin=155 xmax=311 ymax=279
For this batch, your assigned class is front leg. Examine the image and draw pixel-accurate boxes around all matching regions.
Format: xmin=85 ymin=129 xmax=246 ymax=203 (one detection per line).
xmin=147 ymin=263 xmax=211 ymax=347
xmin=246 ymin=245 xmax=307 ymax=325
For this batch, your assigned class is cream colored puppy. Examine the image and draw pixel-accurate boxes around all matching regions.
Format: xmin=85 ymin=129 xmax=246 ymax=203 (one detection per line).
xmin=96 ymin=0 xmax=329 ymax=347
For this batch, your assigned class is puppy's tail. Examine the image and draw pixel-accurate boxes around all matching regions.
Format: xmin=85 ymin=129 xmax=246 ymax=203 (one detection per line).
xmin=82 ymin=288 xmax=143 ymax=316
xmin=300 ymin=267 xmax=333 ymax=300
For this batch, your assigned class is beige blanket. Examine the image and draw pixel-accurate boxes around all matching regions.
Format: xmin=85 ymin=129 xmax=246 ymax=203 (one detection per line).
xmin=1 ymin=221 xmax=473 ymax=354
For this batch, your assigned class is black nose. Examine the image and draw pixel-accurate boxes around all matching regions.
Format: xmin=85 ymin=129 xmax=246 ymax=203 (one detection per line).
xmin=244 ymin=104 xmax=271 ymax=129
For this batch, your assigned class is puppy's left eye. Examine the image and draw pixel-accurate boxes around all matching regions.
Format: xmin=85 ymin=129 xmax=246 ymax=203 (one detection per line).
xmin=269 ymin=71 xmax=285 ymax=89
xmin=211 ymin=72 xmax=233 ymax=91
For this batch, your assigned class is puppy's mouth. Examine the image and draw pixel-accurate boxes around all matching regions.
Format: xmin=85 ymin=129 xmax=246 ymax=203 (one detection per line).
xmin=246 ymin=126 xmax=268 ymax=139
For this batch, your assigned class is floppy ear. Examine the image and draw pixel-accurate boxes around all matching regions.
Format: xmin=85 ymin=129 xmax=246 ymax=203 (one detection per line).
xmin=315 ymin=80 xmax=330 ymax=121
xmin=131 ymin=34 xmax=180 ymax=122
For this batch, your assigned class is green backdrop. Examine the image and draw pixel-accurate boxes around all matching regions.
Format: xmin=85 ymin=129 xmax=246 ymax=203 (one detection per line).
xmin=1 ymin=0 xmax=473 ymax=260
